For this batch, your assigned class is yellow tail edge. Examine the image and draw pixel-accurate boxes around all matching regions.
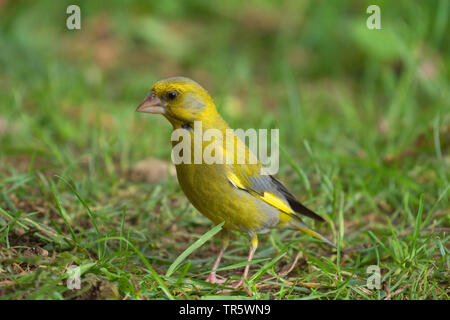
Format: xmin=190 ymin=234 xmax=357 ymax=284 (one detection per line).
xmin=293 ymin=220 xmax=336 ymax=248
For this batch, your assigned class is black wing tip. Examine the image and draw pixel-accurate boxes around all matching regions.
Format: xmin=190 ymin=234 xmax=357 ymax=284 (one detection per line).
xmin=269 ymin=175 xmax=326 ymax=222
xmin=292 ymin=202 xmax=326 ymax=222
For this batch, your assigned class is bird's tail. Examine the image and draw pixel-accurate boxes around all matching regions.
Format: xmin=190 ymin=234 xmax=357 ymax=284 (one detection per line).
xmin=290 ymin=218 xmax=336 ymax=248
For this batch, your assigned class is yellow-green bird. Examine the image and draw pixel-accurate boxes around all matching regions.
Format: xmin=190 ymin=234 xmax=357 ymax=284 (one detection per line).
xmin=137 ymin=77 xmax=334 ymax=288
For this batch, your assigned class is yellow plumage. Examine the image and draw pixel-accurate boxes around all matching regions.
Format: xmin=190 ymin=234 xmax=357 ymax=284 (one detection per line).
xmin=137 ymin=77 xmax=334 ymax=288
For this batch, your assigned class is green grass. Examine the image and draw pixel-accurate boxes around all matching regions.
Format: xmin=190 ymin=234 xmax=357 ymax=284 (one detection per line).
xmin=0 ymin=0 xmax=448 ymax=300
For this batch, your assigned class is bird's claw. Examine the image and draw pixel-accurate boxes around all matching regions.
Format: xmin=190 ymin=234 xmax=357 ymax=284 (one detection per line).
xmin=206 ymin=273 xmax=249 ymax=293
xmin=206 ymin=273 xmax=227 ymax=284
xmin=217 ymin=279 xmax=249 ymax=294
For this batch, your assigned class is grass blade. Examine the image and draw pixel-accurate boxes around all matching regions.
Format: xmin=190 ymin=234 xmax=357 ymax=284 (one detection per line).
xmin=166 ymin=222 xmax=224 ymax=277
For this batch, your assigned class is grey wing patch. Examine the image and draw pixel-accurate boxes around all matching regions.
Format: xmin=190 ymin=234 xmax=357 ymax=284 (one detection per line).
xmin=246 ymin=174 xmax=283 ymax=200
xmin=247 ymin=174 xmax=325 ymax=222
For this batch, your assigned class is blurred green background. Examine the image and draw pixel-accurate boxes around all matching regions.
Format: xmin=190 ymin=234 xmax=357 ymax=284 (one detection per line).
xmin=0 ymin=0 xmax=448 ymax=299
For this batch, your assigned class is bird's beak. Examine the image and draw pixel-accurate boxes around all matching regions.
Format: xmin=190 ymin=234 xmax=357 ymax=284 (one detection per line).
xmin=136 ymin=93 xmax=166 ymax=114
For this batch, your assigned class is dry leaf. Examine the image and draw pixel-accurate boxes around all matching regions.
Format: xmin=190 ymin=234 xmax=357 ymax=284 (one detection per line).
xmin=130 ymin=158 xmax=176 ymax=183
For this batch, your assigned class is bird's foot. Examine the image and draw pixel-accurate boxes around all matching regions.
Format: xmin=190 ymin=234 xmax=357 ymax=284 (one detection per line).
xmin=218 ymin=279 xmax=248 ymax=293
xmin=230 ymin=279 xmax=245 ymax=289
xmin=206 ymin=272 xmax=227 ymax=284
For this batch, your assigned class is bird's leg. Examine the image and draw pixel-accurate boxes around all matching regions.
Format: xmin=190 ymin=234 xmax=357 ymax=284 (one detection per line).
xmin=206 ymin=230 xmax=229 ymax=284
xmin=230 ymin=233 xmax=258 ymax=289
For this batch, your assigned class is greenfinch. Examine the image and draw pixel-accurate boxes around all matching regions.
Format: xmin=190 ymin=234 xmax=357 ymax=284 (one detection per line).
xmin=137 ymin=77 xmax=334 ymax=288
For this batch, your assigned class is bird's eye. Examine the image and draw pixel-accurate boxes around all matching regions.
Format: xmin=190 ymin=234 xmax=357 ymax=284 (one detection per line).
xmin=166 ymin=91 xmax=178 ymax=101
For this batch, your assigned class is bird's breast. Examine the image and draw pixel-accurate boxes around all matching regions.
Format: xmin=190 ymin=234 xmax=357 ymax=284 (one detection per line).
xmin=170 ymin=127 xmax=280 ymax=233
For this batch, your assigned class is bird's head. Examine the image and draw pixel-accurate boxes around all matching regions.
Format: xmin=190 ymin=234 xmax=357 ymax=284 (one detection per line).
xmin=137 ymin=77 xmax=218 ymax=126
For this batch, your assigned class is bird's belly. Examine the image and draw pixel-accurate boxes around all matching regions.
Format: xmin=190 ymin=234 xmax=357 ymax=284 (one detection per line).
xmin=175 ymin=163 xmax=279 ymax=233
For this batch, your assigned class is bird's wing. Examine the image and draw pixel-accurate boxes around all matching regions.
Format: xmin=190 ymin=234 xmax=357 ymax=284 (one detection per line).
xmin=265 ymin=175 xmax=325 ymax=222
xmin=223 ymin=133 xmax=324 ymax=222
xmin=227 ymin=169 xmax=325 ymax=222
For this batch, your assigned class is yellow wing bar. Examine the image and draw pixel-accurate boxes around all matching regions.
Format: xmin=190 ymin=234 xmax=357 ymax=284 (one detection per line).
xmin=227 ymin=173 xmax=293 ymax=214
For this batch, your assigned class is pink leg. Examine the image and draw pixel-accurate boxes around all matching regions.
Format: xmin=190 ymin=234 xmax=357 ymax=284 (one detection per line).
xmin=206 ymin=230 xmax=229 ymax=284
xmin=219 ymin=234 xmax=258 ymax=291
